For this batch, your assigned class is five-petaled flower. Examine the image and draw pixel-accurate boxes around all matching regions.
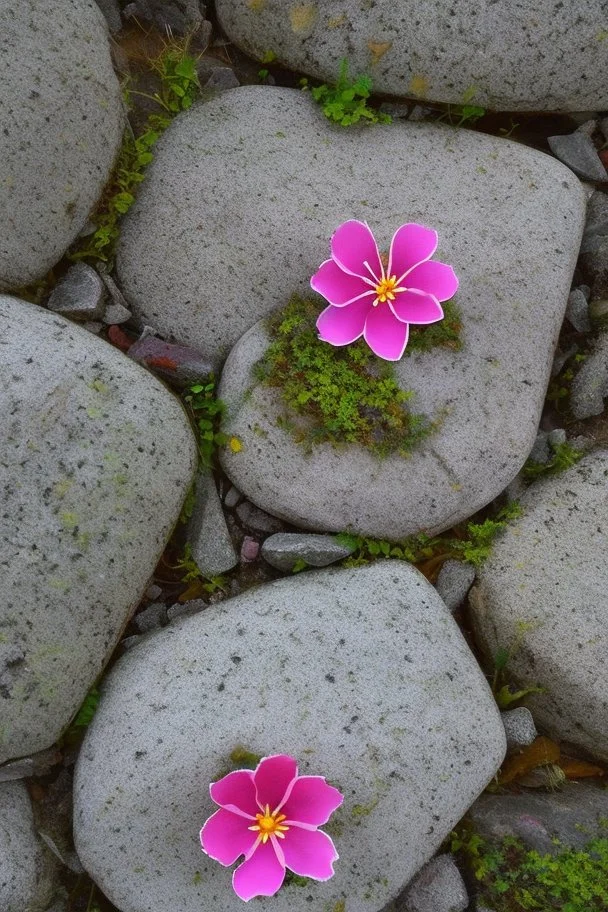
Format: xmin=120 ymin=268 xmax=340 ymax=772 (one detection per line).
xmin=311 ymin=219 xmax=459 ymax=361
xmin=200 ymin=754 xmax=344 ymax=902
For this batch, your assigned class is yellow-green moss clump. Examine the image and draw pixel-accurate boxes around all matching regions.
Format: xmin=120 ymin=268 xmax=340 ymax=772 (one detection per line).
xmin=254 ymin=295 xmax=462 ymax=457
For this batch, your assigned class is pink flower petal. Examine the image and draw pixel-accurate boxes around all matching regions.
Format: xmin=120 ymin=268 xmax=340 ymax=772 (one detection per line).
xmin=200 ymin=808 xmax=258 ymax=866
xmin=388 ymin=223 xmax=438 ymax=280
xmin=232 ymin=838 xmax=286 ymax=901
xmin=331 ymin=220 xmax=382 ymax=282
xmin=316 ymin=297 xmax=372 ymax=346
xmin=253 ymin=755 xmax=298 ymax=814
xmin=210 ymin=770 xmax=257 ymax=818
xmin=281 ymin=777 xmax=344 ymax=826
xmin=310 ymin=259 xmax=373 ymax=307
xmin=282 ymin=826 xmax=339 ymax=881
xmin=364 ymin=304 xmax=409 ymax=361
xmin=390 ymin=290 xmax=444 ymax=326
xmin=405 ymin=260 xmax=459 ymax=301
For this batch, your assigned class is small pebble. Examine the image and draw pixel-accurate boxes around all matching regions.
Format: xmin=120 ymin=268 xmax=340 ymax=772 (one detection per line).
xmin=203 ymin=67 xmax=240 ymax=92
xmin=547 ymin=428 xmax=566 ymax=447
xmin=261 ymin=532 xmax=355 ymax=572
xmin=240 ymin=536 xmax=260 ymax=562
xmin=565 ymin=288 xmax=591 ymax=333
xmin=145 ymin=583 xmax=163 ymax=601
xmin=548 ymin=132 xmax=608 ymax=182
xmin=47 ymin=263 xmax=106 ymax=320
xmin=236 ymin=501 xmax=284 ymax=535
xmin=570 ymin=332 xmax=608 ymax=419
xmin=527 ymin=430 xmax=550 ymax=464
xmin=501 ymin=707 xmax=538 ymax=751
xmin=134 ymin=602 xmax=167 ymax=634
xmin=82 ymin=321 xmax=103 ymax=335
xmin=223 ymin=485 xmax=243 ymax=509
xmin=167 ymin=599 xmax=206 ymax=623
xmin=103 ymin=302 xmax=132 ymax=325
xmin=435 ymin=560 xmax=476 ymax=612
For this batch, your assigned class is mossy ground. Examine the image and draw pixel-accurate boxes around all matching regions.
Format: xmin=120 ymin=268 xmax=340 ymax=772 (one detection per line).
xmin=254 ymin=295 xmax=462 ymax=457
xmin=452 ymin=826 xmax=608 ymax=912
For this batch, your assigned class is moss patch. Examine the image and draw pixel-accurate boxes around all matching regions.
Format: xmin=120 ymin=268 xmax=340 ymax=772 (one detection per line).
xmin=452 ymin=826 xmax=608 ymax=912
xmin=254 ymin=295 xmax=462 ymax=457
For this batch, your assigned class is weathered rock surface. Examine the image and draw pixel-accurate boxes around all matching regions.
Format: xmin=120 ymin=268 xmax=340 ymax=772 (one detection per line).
xmin=0 ymin=297 xmax=197 ymax=763
xmin=215 ymin=1 xmax=608 ymax=112
xmin=187 ymin=470 xmax=238 ymax=576
xmin=74 ymin=562 xmax=505 ymax=912
xmin=0 ymin=0 xmax=123 ymax=289
xmin=397 ymin=854 xmax=468 ymax=912
xmin=0 ymin=781 xmax=56 ymax=912
xmin=470 ymin=451 xmax=608 ymax=762
xmin=261 ymin=532 xmax=355 ymax=571
xmin=500 ymin=708 xmax=537 ymax=751
xmin=570 ymin=331 xmax=608 ymax=419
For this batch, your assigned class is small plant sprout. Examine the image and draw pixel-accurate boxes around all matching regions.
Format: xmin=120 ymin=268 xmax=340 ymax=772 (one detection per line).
xmin=201 ymin=754 xmax=343 ymax=901
xmin=311 ymin=220 xmax=459 ymax=360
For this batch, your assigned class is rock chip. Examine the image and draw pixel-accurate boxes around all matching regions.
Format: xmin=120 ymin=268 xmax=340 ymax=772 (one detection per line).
xmin=469 ymin=451 xmax=608 ymax=762
xmin=261 ymin=532 xmax=355 ymax=571
xmin=548 ymin=132 xmax=608 ymax=181
xmin=435 ymin=560 xmax=476 ymax=612
xmin=570 ymin=331 xmax=608 ymax=419
xmin=187 ymin=471 xmax=238 ymax=576
xmin=397 ymin=854 xmax=468 ymax=912
xmin=0 ymin=781 xmax=57 ymax=912
xmin=0 ymin=296 xmax=197 ymax=762
xmin=47 ymin=263 xmax=107 ymax=321
xmin=74 ymin=562 xmax=505 ymax=912
xmin=565 ymin=287 xmax=591 ymax=333
xmin=500 ymin=707 xmax=537 ymax=751
xmin=215 ymin=1 xmax=608 ymax=112
xmin=0 ymin=0 xmax=123 ymax=289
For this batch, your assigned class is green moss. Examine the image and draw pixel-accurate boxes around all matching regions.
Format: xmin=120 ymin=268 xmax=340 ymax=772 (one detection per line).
xmin=452 ymin=825 xmax=608 ymax=912
xmin=283 ymin=872 xmax=312 ymax=888
xmin=255 ymin=295 xmax=461 ymax=457
xmin=522 ymin=440 xmax=583 ymax=482
xmin=229 ymin=745 xmax=262 ymax=768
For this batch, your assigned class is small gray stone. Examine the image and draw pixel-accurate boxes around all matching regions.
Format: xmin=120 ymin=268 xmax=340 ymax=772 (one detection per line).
xmin=435 ymin=560 xmax=476 ymax=612
xmin=47 ymin=264 xmax=106 ymax=321
xmin=398 ymin=854 xmax=468 ymax=912
xmin=408 ymin=105 xmax=433 ymax=121
xmin=240 ymin=535 xmax=259 ymax=562
xmin=570 ymin=331 xmax=608 ymax=419
xmin=223 ymin=485 xmax=242 ymax=509
xmin=97 ymin=267 xmax=132 ymax=312
xmin=0 ymin=781 xmax=56 ymax=912
xmin=187 ymin=471 xmax=238 ymax=576
xmin=134 ymin=603 xmax=167 ymax=634
xmin=103 ymin=302 xmax=132 ymax=325
xmin=203 ymin=67 xmax=239 ymax=92
xmin=95 ymin=0 xmax=122 ymax=31
xmin=527 ymin=430 xmax=550 ymax=464
xmin=546 ymin=428 xmax=567 ymax=447
xmin=565 ymin=287 xmax=591 ymax=332
xmin=261 ymin=532 xmax=355 ymax=572
xmin=120 ymin=635 xmax=143 ymax=651
xmin=82 ymin=321 xmax=104 ymax=335
xmin=547 ymin=132 xmax=608 ymax=181
xmin=551 ymin=343 xmax=578 ymax=377
xmin=236 ymin=500 xmax=284 ymax=534
xmin=575 ymin=118 xmax=598 ymax=137
xmin=0 ymin=747 xmax=60 ymax=782
xmin=145 ymin=583 xmax=163 ymax=601
xmin=500 ymin=707 xmax=537 ymax=751
xmin=583 ymin=191 xmax=608 ymax=239
xmin=166 ymin=599 xmax=206 ymax=622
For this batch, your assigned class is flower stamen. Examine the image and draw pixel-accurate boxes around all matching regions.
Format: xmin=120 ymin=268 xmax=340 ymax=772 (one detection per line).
xmin=373 ymin=274 xmax=402 ymax=306
xmin=248 ymin=805 xmax=290 ymax=845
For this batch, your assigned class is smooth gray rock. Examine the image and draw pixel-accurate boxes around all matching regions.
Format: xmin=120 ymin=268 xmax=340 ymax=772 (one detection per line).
xmin=236 ymin=499 xmax=284 ymax=534
xmin=166 ymin=598 xmax=206 ymax=622
xmin=470 ymin=452 xmax=608 ymax=762
xmin=188 ymin=471 xmax=238 ymax=576
xmin=123 ymin=0 xmax=205 ymax=31
xmin=103 ymin=302 xmax=132 ymax=325
xmin=223 ymin=485 xmax=242 ymax=509
xmin=74 ymin=562 xmax=505 ymax=912
xmin=215 ymin=1 xmax=608 ymax=112
xmin=0 ymin=296 xmax=197 ymax=762
xmin=133 ymin=603 xmax=167 ymax=634
xmin=570 ymin=331 xmax=608 ymax=418
xmin=0 ymin=0 xmax=123 ymax=289
xmin=468 ymin=782 xmax=608 ymax=856
xmin=397 ymin=854 xmax=468 ymax=912
xmin=565 ymin=288 xmax=591 ymax=333
xmin=583 ymin=191 xmax=608 ymax=240
xmin=47 ymin=263 xmax=107 ymax=321
xmin=435 ymin=560 xmax=476 ymax=612
xmin=548 ymin=132 xmax=608 ymax=181
xmin=500 ymin=707 xmax=537 ymax=751
xmin=203 ymin=67 xmax=239 ymax=92
xmin=261 ymin=532 xmax=355 ymax=571
xmin=0 ymin=781 xmax=56 ymax=912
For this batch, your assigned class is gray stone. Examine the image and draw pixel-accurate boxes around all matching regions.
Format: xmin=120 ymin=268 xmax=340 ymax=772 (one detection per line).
xmin=581 ymin=235 xmax=608 ymax=300
xmin=203 ymin=67 xmax=239 ymax=92
xmin=95 ymin=0 xmax=121 ymax=30
xmin=435 ymin=560 xmax=476 ymax=612
xmin=575 ymin=118 xmax=598 ymax=138
xmin=547 ymin=428 xmax=567 ymax=447
xmin=500 ymin=707 xmax=537 ymax=751
xmin=215 ymin=1 xmax=608 ymax=112
xmin=408 ymin=105 xmax=433 ymax=122
xmin=123 ymin=0 xmax=205 ymax=32
xmin=82 ymin=321 xmax=104 ymax=335
xmin=527 ymin=430 xmax=550 ymax=464
xmin=236 ymin=500 xmax=285 ymax=534
xmin=379 ymin=102 xmax=409 ymax=120
xmin=188 ymin=471 xmax=238 ymax=576
xmin=0 ymin=0 xmax=123 ymax=289
xmin=548 ymin=132 xmax=608 ymax=181
xmin=223 ymin=485 xmax=242 ymax=509
xmin=47 ymin=264 xmax=107 ymax=321
xmin=397 ymin=854 xmax=468 ymax=912
xmin=127 ymin=336 xmax=213 ymax=388
xmin=583 ymin=191 xmax=608 ymax=239
xmin=120 ymin=635 xmax=143 ymax=651
xmin=102 ymin=302 xmax=132 ymax=325
xmin=565 ymin=288 xmax=591 ymax=332
xmin=166 ymin=598 xmax=206 ymax=622
xmin=570 ymin=331 xmax=608 ymax=419
xmin=0 ymin=296 xmax=197 ymax=763
xmin=133 ymin=602 xmax=167 ymax=634
xmin=468 ymin=782 xmax=608 ymax=856
xmin=73 ymin=562 xmax=505 ymax=912
xmin=96 ymin=265 xmax=132 ymax=312
xmin=261 ymin=532 xmax=355 ymax=572
xmin=145 ymin=583 xmax=163 ymax=601
xmin=0 ymin=747 xmax=61 ymax=782
xmin=0 ymin=781 xmax=56 ymax=912
xmin=469 ymin=452 xmax=608 ymax=762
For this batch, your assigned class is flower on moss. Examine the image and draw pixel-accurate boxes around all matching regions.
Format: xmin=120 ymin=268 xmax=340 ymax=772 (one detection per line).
xmin=200 ymin=754 xmax=344 ymax=902
xmin=311 ymin=220 xmax=459 ymax=361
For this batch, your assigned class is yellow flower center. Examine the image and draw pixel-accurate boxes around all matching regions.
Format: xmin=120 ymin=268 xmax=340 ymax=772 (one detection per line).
xmin=374 ymin=274 xmax=399 ymax=305
xmin=248 ymin=805 xmax=289 ymax=844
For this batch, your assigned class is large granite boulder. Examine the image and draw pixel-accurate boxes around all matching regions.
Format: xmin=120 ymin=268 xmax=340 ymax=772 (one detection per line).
xmin=74 ymin=562 xmax=505 ymax=912
xmin=470 ymin=451 xmax=608 ymax=762
xmin=0 ymin=296 xmax=197 ymax=763
xmin=0 ymin=780 xmax=57 ymax=912
xmin=0 ymin=0 xmax=123 ymax=289
xmin=216 ymin=0 xmax=608 ymax=112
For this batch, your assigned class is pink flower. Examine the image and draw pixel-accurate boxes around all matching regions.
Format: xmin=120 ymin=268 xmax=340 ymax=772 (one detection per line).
xmin=200 ymin=754 xmax=344 ymax=902
xmin=311 ymin=220 xmax=459 ymax=361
